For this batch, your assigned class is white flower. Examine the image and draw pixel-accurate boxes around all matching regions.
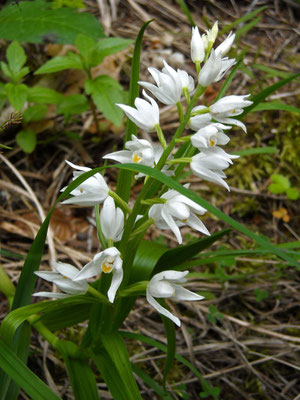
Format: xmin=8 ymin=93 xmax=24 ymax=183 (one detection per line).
xmin=189 ymin=105 xmax=212 ymax=131
xmin=34 ymin=262 xmax=88 ymax=298
xmin=215 ymin=31 xmax=235 ymax=57
xmin=103 ymin=135 xmax=155 ymax=166
xmin=177 ymin=69 xmax=195 ymax=93
xmin=190 ymin=123 xmax=231 ymax=149
xmin=191 ymin=26 xmax=205 ymax=63
xmin=116 ymin=91 xmax=159 ymax=132
xmin=206 ymin=21 xmax=219 ymax=46
xmin=139 ymin=60 xmax=182 ymax=105
xmin=146 ymin=270 xmax=204 ymax=326
xmin=198 ymin=50 xmax=235 ymax=87
xmin=190 ymin=146 xmax=239 ymax=191
xmin=209 ymin=95 xmax=253 ymax=132
xmin=61 ymin=161 xmax=109 ymax=206
xmin=148 ymin=185 xmax=210 ymax=244
xmin=100 ymin=197 xmax=124 ymax=242
xmin=74 ymin=247 xmax=123 ymax=303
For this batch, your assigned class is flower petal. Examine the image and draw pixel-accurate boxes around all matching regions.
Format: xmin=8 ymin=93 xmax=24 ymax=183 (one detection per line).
xmin=146 ymin=291 xmax=181 ymax=326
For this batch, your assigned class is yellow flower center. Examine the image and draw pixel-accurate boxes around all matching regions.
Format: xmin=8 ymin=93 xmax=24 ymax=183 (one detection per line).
xmin=80 ymin=187 xmax=83 ymax=193
xmin=182 ymin=218 xmax=187 ymax=223
xmin=232 ymin=109 xmax=236 ymax=114
xmin=209 ymin=139 xmax=215 ymax=147
xmin=101 ymin=256 xmax=114 ymax=273
xmin=132 ymin=153 xmax=142 ymax=163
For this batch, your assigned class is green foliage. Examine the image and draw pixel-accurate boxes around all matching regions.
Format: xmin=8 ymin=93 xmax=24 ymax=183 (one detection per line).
xmin=16 ymin=130 xmax=37 ymax=153
xmin=57 ymin=94 xmax=89 ymax=119
xmin=207 ymin=305 xmax=224 ymax=324
xmin=85 ymin=76 xmax=126 ymax=126
xmin=268 ymin=174 xmax=299 ymax=200
xmin=1 ymin=41 xmax=29 ymax=83
xmin=199 ymin=380 xmax=221 ymax=400
xmin=4 ymin=83 xmax=28 ymax=111
xmin=52 ymin=0 xmax=85 ymax=8
xmin=0 ymin=0 xmax=105 ymax=44
xmin=254 ymin=288 xmax=269 ymax=302
xmin=35 ymin=53 xmax=83 ymax=74
xmin=23 ymin=105 xmax=48 ymax=123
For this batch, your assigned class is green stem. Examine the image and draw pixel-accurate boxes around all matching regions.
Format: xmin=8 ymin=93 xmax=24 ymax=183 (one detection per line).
xmin=108 ymin=190 xmax=131 ymax=214
xmin=176 ymin=101 xmax=183 ymax=123
xmin=141 ymin=198 xmax=166 ymax=205
xmin=183 ymin=87 xmax=190 ymax=104
xmin=129 ymin=218 xmax=154 ymax=240
xmin=190 ymin=107 xmax=210 ymax=117
xmin=195 ymin=61 xmax=201 ymax=76
xmin=88 ymin=285 xmax=110 ymax=303
xmin=155 ymin=124 xmax=167 ymax=149
xmin=166 ymin=157 xmax=192 ymax=164
xmin=175 ymin=135 xmax=192 ymax=144
xmin=27 ymin=315 xmax=58 ymax=349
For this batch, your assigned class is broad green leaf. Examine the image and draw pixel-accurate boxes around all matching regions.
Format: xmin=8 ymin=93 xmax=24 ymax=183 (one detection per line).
xmin=268 ymin=183 xmax=286 ymax=194
xmin=252 ymin=101 xmax=300 ymax=114
xmin=6 ymin=41 xmax=26 ymax=73
xmin=27 ymin=86 xmax=63 ymax=104
xmin=57 ymin=94 xmax=89 ymax=117
xmin=86 ymin=76 xmax=125 ymax=125
xmin=5 ymin=83 xmax=28 ymax=111
xmin=0 ymin=0 xmax=105 ymax=44
xmin=23 ymin=105 xmax=48 ymax=123
xmin=286 ymin=188 xmax=299 ymax=200
xmin=94 ymin=37 xmax=133 ymax=61
xmin=0 ymin=338 xmax=61 ymax=400
xmin=116 ymin=20 xmax=153 ymax=202
xmin=1 ymin=61 xmax=13 ymax=79
xmin=35 ymin=53 xmax=83 ymax=74
xmin=75 ymin=33 xmax=96 ymax=66
xmin=16 ymin=130 xmax=37 ymax=153
xmin=271 ymin=174 xmax=290 ymax=189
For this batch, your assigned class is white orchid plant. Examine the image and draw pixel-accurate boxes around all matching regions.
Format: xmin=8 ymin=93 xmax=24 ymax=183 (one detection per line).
xmin=4 ymin=20 xmax=293 ymax=400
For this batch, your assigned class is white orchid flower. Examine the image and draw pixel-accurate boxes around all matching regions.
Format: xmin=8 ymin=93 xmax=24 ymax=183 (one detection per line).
xmin=116 ymin=91 xmax=159 ymax=132
xmin=148 ymin=185 xmax=210 ymax=245
xmin=61 ymin=161 xmax=109 ymax=206
xmin=103 ymin=135 xmax=155 ymax=166
xmin=209 ymin=95 xmax=253 ymax=132
xmin=198 ymin=50 xmax=235 ymax=87
xmin=74 ymin=247 xmax=123 ymax=303
xmin=139 ymin=60 xmax=182 ymax=105
xmin=191 ymin=26 xmax=205 ymax=63
xmin=100 ymin=197 xmax=124 ymax=242
xmin=215 ymin=31 xmax=235 ymax=57
xmin=34 ymin=262 xmax=88 ymax=298
xmin=146 ymin=270 xmax=204 ymax=326
xmin=190 ymin=123 xmax=231 ymax=149
xmin=189 ymin=105 xmax=212 ymax=131
xmin=190 ymin=146 xmax=239 ymax=191
xmin=177 ymin=69 xmax=195 ymax=94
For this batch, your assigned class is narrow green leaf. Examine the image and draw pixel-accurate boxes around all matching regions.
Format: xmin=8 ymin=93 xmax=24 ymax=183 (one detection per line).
xmin=35 ymin=54 xmax=83 ymax=74
xmin=252 ymin=101 xmax=300 ymax=114
xmin=252 ymin=64 xmax=295 ymax=79
xmin=242 ymin=72 xmax=300 ymax=116
xmin=112 ymin=164 xmax=300 ymax=269
xmin=235 ymin=16 xmax=261 ymax=40
xmin=0 ymin=338 xmax=61 ymax=400
xmin=175 ymin=0 xmax=195 ymax=26
xmin=91 ymin=350 xmax=133 ymax=400
xmin=116 ymin=20 xmax=153 ymax=202
xmin=101 ymin=332 xmax=142 ymax=399
xmin=234 ymin=146 xmax=277 ymax=156
xmin=153 ymin=229 xmax=230 ymax=275
xmin=161 ymin=315 xmax=176 ymax=387
xmin=132 ymin=364 xmax=171 ymax=399
xmin=63 ymin=356 xmax=99 ymax=400
xmin=220 ymin=6 xmax=268 ymax=35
